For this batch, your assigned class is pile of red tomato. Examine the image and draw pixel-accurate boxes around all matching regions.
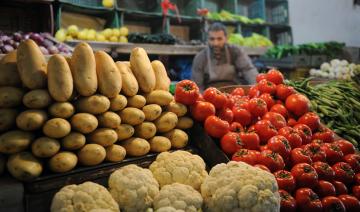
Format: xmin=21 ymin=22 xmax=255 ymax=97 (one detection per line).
xmin=174 ymin=69 xmax=360 ymax=212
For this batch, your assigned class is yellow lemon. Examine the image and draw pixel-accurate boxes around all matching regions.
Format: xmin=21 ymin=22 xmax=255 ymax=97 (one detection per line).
xmin=96 ymin=34 xmax=107 ymax=42
xmin=119 ymin=27 xmax=129 ymax=36
xmin=119 ymin=36 xmax=128 ymax=43
xmin=67 ymin=25 xmax=79 ymax=37
xmin=55 ymin=29 xmax=67 ymax=42
xmin=102 ymin=28 xmax=113 ymax=38
xmin=102 ymin=0 xmax=114 ymax=8
xmin=112 ymin=28 xmax=120 ymax=37
xmin=109 ymin=36 xmax=118 ymax=42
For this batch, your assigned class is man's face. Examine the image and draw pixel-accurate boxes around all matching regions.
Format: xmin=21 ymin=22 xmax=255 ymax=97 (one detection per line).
xmin=208 ymin=30 xmax=227 ymax=50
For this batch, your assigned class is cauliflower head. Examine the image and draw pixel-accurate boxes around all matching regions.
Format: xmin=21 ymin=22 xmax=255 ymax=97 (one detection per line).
xmin=155 ymin=207 xmax=185 ymax=212
xmin=149 ymin=151 xmax=208 ymax=190
xmin=201 ymin=161 xmax=280 ymax=212
xmin=108 ymin=164 xmax=159 ymax=212
xmin=153 ymin=183 xmax=203 ymax=212
xmin=50 ymin=181 xmax=119 ymax=212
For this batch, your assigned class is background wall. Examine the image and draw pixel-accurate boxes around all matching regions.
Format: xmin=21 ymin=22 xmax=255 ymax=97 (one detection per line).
xmin=288 ymin=0 xmax=360 ymax=46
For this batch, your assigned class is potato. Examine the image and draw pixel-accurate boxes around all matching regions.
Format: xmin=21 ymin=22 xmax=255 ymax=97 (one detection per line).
xmin=0 ymin=154 xmax=5 ymax=175
xmin=49 ymin=151 xmax=78 ymax=173
xmin=116 ymin=61 xmax=138 ymax=97
xmin=22 ymin=89 xmax=52 ymax=109
xmin=31 ymin=137 xmax=60 ymax=158
xmin=115 ymin=124 xmax=134 ymax=141
xmin=127 ymin=95 xmax=146 ymax=108
xmin=0 ymin=86 xmax=24 ymax=108
xmin=75 ymin=94 xmax=110 ymax=115
xmin=0 ymin=130 xmax=34 ymax=154
xmin=16 ymin=110 xmax=48 ymax=131
xmin=119 ymin=107 xmax=145 ymax=126
xmin=61 ymin=132 xmax=86 ymax=150
xmin=166 ymin=101 xmax=187 ymax=117
xmin=97 ymin=111 xmax=121 ymax=128
xmin=0 ymin=109 xmax=18 ymax=132
xmin=134 ymin=122 xmax=156 ymax=139
xmin=163 ymin=129 xmax=189 ymax=149
xmin=43 ymin=118 xmax=71 ymax=138
xmin=148 ymin=136 xmax=171 ymax=153
xmin=151 ymin=60 xmax=170 ymax=91
xmin=121 ymin=137 xmax=150 ymax=157
xmin=88 ymin=128 xmax=118 ymax=147
xmin=145 ymin=90 xmax=173 ymax=106
xmin=142 ymin=104 xmax=162 ymax=121
xmin=7 ymin=152 xmax=43 ymax=181
xmin=154 ymin=112 xmax=178 ymax=133
xmin=176 ymin=116 xmax=194 ymax=129
xmin=48 ymin=102 xmax=75 ymax=118
xmin=71 ymin=113 xmax=98 ymax=134
xmin=78 ymin=144 xmax=106 ymax=166
xmin=109 ymin=94 xmax=127 ymax=111
xmin=105 ymin=145 xmax=126 ymax=162
xmin=0 ymin=51 xmax=21 ymax=86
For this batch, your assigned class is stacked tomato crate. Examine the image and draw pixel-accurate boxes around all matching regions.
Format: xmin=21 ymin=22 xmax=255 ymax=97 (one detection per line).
xmin=174 ymin=70 xmax=360 ymax=211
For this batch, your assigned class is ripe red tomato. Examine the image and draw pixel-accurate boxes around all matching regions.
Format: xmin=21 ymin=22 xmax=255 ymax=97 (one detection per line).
xmin=332 ymin=180 xmax=348 ymax=195
xmin=338 ymin=195 xmax=360 ymax=211
xmin=295 ymin=188 xmax=323 ymax=212
xmin=191 ymin=101 xmax=216 ymax=122
xmin=279 ymin=189 xmax=297 ymax=212
xmin=267 ymin=135 xmax=291 ymax=159
xmin=315 ymin=180 xmax=336 ymax=197
xmin=321 ymin=143 xmax=344 ymax=165
xmin=254 ymin=164 xmax=271 ymax=172
xmin=262 ymin=112 xmax=287 ymax=130
xmin=266 ymin=69 xmax=284 ymax=85
xmin=259 ymin=150 xmax=285 ymax=172
xmin=332 ymin=162 xmax=355 ymax=184
xmin=260 ymin=145 xmax=269 ymax=151
xmin=312 ymin=139 xmax=325 ymax=146
xmin=217 ymin=108 xmax=234 ymax=123
xmin=304 ymin=143 xmax=327 ymax=162
xmin=287 ymin=118 xmax=297 ymax=127
xmin=256 ymin=73 xmax=267 ymax=83
xmin=291 ymin=148 xmax=313 ymax=165
xmin=276 ymin=84 xmax=296 ymax=101
xmin=343 ymin=154 xmax=360 ymax=173
xmin=248 ymin=98 xmax=268 ymax=117
xmin=270 ymin=104 xmax=288 ymax=117
xmin=334 ymin=140 xmax=356 ymax=155
xmin=259 ymin=93 xmax=275 ymax=110
xmin=355 ymin=173 xmax=360 ymax=185
xmin=254 ymin=120 xmax=278 ymax=144
xmin=232 ymin=108 xmax=252 ymax=127
xmin=229 ymin=122 xmax=244 ymax=133
xmin=278 ymin=126 xmax=302 ymax=149
xmin=174 ymin=80 xmax=200 ymax=105
xmin=293 ymin=124 xmax=313 ymax=145
xmin=225 ymin=93 xmax=235 ymax=109
xmin=231 ymin=149 xmax=259 ymax=165
xmin=204 ymin=115 xmax=229 ymax=138
xmin=312 ymin=127 xmax=335 ymax=143
xmin=297 ymin=112 xmax=321 ymax=132
xmin=274 ymin=170 xmax=296 ymax=192
xmin=231 ymin=87 xmax=245 ymax=96
xmin=248 ymin=85 xmax=260 ymax=98
xmin=285 ymin=94 xmax=311 ymax=117
xmin=291 ymin=163 xmax=319 ymax=188
xmin=313 ymin=161 xmax=336 ymax=181
xmin=220 ymin=132 xmax=244 ymax=155
xmin=203 ymin=87 xmax=227 ymax=109
xmin=321 ymin=196 xmax=346 ymax=212
xmin=258 ymin=79 xmax=277 ymax=94
xmin=239 ymin=132 xmax=260 ymax=150
xmin=352 ymin=186 xmax=360 ymax=201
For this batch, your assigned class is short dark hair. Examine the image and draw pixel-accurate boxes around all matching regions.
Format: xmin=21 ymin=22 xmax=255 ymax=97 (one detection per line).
xmin=208 ymin=22 xmax=227 ymax=36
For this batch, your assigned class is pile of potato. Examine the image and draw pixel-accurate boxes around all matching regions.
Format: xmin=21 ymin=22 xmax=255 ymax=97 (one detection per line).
xmin=0 ymin=40 xmax=193 ymax=182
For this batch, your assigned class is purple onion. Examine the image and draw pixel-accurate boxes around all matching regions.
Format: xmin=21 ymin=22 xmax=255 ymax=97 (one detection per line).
xmin=13 ymin=32 xmax=22 ymax=42
xmin=13 ymin=42 xmax=19 ymax=48
xmin=30 ymin=33 xmax=44 ymax=45
xmin=2 ymin=45 xmax=14 ymax=53
xmin=42 ymin=39 xmax=54 ymax=48
xmin=48 ymin=46 xmax=59 ymax=54
xmin=39 ymin=46 xmax=49 ymax=55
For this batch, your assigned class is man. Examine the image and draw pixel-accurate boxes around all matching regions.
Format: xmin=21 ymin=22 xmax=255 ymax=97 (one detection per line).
xmin=192 ymin=22 xmax=258 ymax=90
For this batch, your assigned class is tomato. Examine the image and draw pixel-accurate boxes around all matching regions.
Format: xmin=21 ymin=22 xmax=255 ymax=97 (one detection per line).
xmin=254 ymin=120 xmax=278 ymax=144
xmin=332 ymin=162 xmax=355 ymax=184
xmin=297 ymin=112 xmax=321 ymax=132
xmin=259 ymin=150 xmax=285 ymax=172
xmin=274 ymin=170 xmax=296 ymax=192
xmin=276 ymin=84 xmax=296 ymax=101
xmin=352 ymin=186 xmax=360 ymax=201
xmin=270 ymin=104 xmax=289 ymax=118
xmin=258 ymin=79 xmax=277 ymax=95
xmin=190 ymin=101 xmax=216 ymax=122
xmin=321 ymin=196 xmax=346 ymax=212
xmin=321 ymin=143 xmax=344 ymax=165
xmin=248 ymin=98 xmax=268 ymax=117
xmin=248 ymin=85 xmax=260 ymax=98
xmin=304 ymin=143 xmax=327 ymax=162
xmin=232 ymin=97 xmax=249 ymax=111
xmin=313 ymin=161 xmax=336 ymax=181
xmin=312 ymin=126 xmax=335 ymax=143
xmin=174 ymin=80 xmax=200 ymax=105
xmin=229 ymin=122 xmax=244 ymax=133
xmin=204 ymin=115 xmax=229 ymax=138
xmin=295 ymin=188 xmax=323 ymax=212
xmin=262 ymin=112 xmax=287 ymax=130
xmin=291 ymin=163 xmax=319 ymax=188
xmin=343 ymin=154 xmax=360 ymax=173
xmin=332 ymin=180 xmax=348 ymax=195
xmin=217 ymin=108 xmax=234 ymax=123
xmin=338 ymin=195 xmax=360 ymax=212
xmin=291 ymin=148 xmax=313 ymax=165
xmin=256 ymin=73 xmax=267 ymax=83
xmin=260 ymin=145 xmax=269 ymax=151
xmin=313 ymin=139 xmax=325 ymax=146
xmin=266 ymin=69 xmax=284 ymax=85
xmin=285 ymin=94 xmax=311 ymax=117
xmin=278 ymin=126 xmax=302 ymax=149
xmin=220 ymin=132 xmax=243 ymax=155
xmin=287 ymin=118 xmax=297 ymax=127
xmin=334 ymin=140 xmax=356 ymax=155
xmin=225 ymin=93 xmax=235 ymax=109
xmin=254 ymin=164 xmax=271 ymax=172
xmin=231 ymin=87 xmax=245 ymax=96
xmin=231 ymin=149 xmax=259 ymax=165
xmin=294 ymin=124 xmax=313 ymax=145
xmin=232 ymin=108 xmax=252 ymax=127
xmin=259 ymin=93 xmax=275 ymax=110
xmin=267 ymin=135 xmax=291 ymax=159
xmin=239 ymin=132 xmax=260 ymax=150
xmin=279 ymin=189 xmax=297 ymax=212
xmin=203 ymin=87 xmax=227 ymax=109
xmin=315 ymin=180 xmax=336 ymax=197
xmin=355 ymin=173 xmax=360 ymax=185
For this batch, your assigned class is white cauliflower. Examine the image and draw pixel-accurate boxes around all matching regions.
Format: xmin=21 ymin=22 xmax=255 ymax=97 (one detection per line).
xmin=50 ymin=182 xmax=119 ymax=212
xmin=108 ymin=164 xmax=159 ymax=212
xmin=155 ymin=207 xmax=184 ymax=212
xmin=201 ymin=161 xmax=280 ymax=212
xmin=149 ymin=151 xmax=208 ymax=191
xmin=153 ymin=183 xmax=203 ymax=212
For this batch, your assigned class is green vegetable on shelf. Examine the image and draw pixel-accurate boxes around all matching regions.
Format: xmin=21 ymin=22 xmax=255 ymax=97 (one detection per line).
xmin=207 ymin=10 xmax=265 ymax=25
xmin=228 ymin=33 xmax=273 ymax=47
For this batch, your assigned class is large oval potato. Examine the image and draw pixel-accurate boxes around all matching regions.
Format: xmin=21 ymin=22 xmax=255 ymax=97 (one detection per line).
xmin=71 ymin=113 xmax=98 ymax=134
xmin=114 ymin=124 xmax=134 ymax=141
xmin=166 ymin=101 xmax=187 ymax=117
xmin=48 ymin=102 xmax=75 ymax=118
xmin=47 ymin=54 xmax=73 ymax=102
xmin=151 ymin=60 xmax=171 ymax=91
xmin=0 ymin=86 xmax=24 ymax=108
xmin=105 ymin=145 xmax=126 ymax=162
xmin=78 ymin=144 xmax=106 ymax=166
xmin=127 ymin=95 xmax=146 ymax=108
xmin=75 ymin=94 xmax=110 ymax=115
xmin=17 ymin=39 xmax=47 ymax=89
xmin=109 ymin=94 xmax=127 ymax=111
xmin=48 ymin=151 xmax=78 ymax=173
xmin=134 ymin=122 xmax=156 ymax=139
xmin=116 ymin=61 xmax=138 ymax=97
xmin=142 ymin=104 xmax=162 ymax=121
xmin=148 ymin=136 xmax=171 ymax=153
xmin=16 ymin=110 xmax=48 ymax=131
xmin=43 ymin=118 xmax=71 ymax=138
xmin=118 ymin=107 xmax=145 ymax=126
xmin=0 ymin=50 xmax=21 ymax=86
xmin=0 ymin=154 xmax=5 ymax=175
xmin=61 ymin=132 xmax=86 ymax=150
xmin=176 ymin=116 xmax=194 ymax=129
xmin=97 ymin=111 xmax=121 ymax=128
xmin=154 ymin=112 xmax=178 ymax=133
xmin=0 ymin=130 xmax=34 ymax=154
xmin=0 ymin=109 xmax=18 ymax=132
xmin=121 ymin=137 xmax=150 ymax=157
xmin=23 ymin=89 xmax=52 ymax=109
xmin=145 ymin=90 xmax=173 ymax=106
xmin=88 ymin=128 xmax=118 ymax=147
xmin=163 ymin=129 xmax=189 ymax=149
xmin=31 ymin=137 xmax=60 ymax=158
xmin=70 ymin=42 xmax=97 ymax=96
xmin=7 ymin=152 xmax=43 ymax=181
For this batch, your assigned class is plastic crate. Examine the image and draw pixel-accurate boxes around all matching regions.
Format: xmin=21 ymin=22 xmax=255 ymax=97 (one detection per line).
xmin=236 ymin=0 xmax=265 ymax=19
xmin=59 ymin=0 xmax=112 ymax=10
xmin=266 ymin=0 xmax=289 ymax=24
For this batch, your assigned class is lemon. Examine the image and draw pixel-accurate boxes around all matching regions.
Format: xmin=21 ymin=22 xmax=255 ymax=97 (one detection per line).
xmin=109 ymin=36 xmax=118 ymax=42
xmin=112 ymin=28 xmax=120 ymax=37
xmin=102 ymin=0 xmax=114 ymax=8
xmin=55 ymin=29 xmax=67 ymax=42
xmin=119 ymin=27 xmax=129 ymax=36
xmin=65 ymin=36 xmax=73 ymax=41
xmin=78 ymin=29 xmax=88 ymax=40
xmin=67 ymin=25 xmax=79 ymax=37
xmin=102 ymin=28 xmax=113 ymax=38
xmin=119 ymin=36 xmax=128 ymax=43
xmin=96 ymin=34 xmax=107 ymax=42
